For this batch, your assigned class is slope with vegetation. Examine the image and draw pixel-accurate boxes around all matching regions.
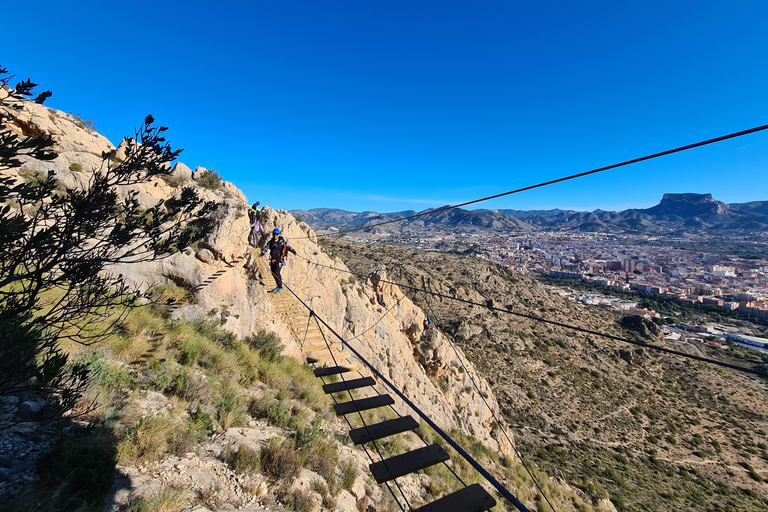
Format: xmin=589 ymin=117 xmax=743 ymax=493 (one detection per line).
xmin=1 ymin=68 xmax=616 ymax=512
xmin=320 ymin=237 xmax=768 ymax=512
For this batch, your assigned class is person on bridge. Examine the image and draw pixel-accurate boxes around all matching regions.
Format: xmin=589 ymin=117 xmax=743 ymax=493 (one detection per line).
xmin=248 ymin=202 xmax=264 ymax=247
xmin=261 ymin=228 xmax=296 ymax=293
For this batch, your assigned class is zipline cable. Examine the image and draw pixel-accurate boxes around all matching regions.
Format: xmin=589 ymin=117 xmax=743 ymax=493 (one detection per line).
xmin=301 ymin=123 xmax=768 ymax=238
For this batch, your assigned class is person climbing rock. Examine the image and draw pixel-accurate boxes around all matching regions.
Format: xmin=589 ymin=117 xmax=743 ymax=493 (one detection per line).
xmin=248 ymin=202 xmax=264 ymax=247
xmin=261 ymin=228 xmax=296 ymax=293
xmin=376 ymin=292 xmax=387 ymax=307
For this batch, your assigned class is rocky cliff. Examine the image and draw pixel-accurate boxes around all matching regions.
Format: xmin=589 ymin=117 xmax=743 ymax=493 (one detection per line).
xmin=1 ymin=96 xmax=512 ymax=483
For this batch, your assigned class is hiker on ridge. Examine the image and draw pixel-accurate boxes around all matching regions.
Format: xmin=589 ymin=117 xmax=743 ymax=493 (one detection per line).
xmin=261 ymin=228 xmax=296 ymax=293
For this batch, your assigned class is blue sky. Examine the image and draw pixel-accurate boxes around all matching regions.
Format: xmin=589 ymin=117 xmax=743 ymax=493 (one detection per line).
xmin=4 ymin=1 xmax=767 ymax=212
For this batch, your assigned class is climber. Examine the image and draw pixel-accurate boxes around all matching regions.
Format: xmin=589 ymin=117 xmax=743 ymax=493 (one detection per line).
xmin=261 ymin=228 xmax=296 ymax=293
xmin=376 ymin=292 xmax=386 ymax=307
xmin=248 ymin=202 xmax=264 ymax=247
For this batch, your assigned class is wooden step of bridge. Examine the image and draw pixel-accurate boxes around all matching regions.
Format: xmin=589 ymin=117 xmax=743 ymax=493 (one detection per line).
xmin=314 ymin=364 xmax=361 ymax=377
xmin=412 ymin=483 xmax=496 ymax=512
xmin=369 ymin=444 xmax=450 ymax=483
xmin=334 ymin=394 xmax=395 ymax=416
xmin=301 ymin=342 xmax=342 ymax=353
xmin=349 ymin=416 xmax=419 ymax=445
xmin=306 ymin=351 xmax=351 ymax=365
xmin=322 ymin=376 xmax=375 ymax=394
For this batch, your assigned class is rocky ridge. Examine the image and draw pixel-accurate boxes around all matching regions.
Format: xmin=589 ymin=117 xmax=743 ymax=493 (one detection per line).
xmin=1 ymin=96 xmax=530 ymax=510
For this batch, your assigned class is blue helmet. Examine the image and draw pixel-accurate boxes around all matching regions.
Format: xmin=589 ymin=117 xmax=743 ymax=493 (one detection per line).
xmin=273 ymin=228 xmax=280 ymax=235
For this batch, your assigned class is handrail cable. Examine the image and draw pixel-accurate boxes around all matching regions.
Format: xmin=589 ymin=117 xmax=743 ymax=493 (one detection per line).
xmin=412 ymin=276 xmax=556 ymax=512
xmin=293 ymin=266 xmax=469 ymax=506
xmin=264 ymin=255 xmax=412 ymax=510
xmin=313 ymin=278 xmax=471 ymax=490
xmin=308 ymin=310 xmax=414 ymax=511
xmin=280 ymin=279 xmax=532 ymax=512
xmin=296 ymin=254 xmax=768 ymax=379
xmin=276 ymin=123 xmax=768 ymax=239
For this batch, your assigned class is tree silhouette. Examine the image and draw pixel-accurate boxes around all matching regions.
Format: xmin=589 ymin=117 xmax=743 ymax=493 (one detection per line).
xmin=0 ymin=67 xmax=217 ymax=425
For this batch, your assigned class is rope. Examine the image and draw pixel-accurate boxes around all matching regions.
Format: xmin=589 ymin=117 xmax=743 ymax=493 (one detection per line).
xmin=308 ymin=311 xmax=414 ymax=511
xmin=295 ymin=254 xmax=768 ymax=379
xmin=336 ymin=294 xmax=472 ymax=491
xmin=282 ymin=281 xmax=531 ymax=512
xmin=261 ymin=254 xmax=410 ymax=510
xmin=413 ymin=280 xmax=557 ymax=512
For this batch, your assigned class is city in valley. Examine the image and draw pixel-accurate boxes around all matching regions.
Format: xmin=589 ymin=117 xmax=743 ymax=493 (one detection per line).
xmin=351 ymin=230 xmax=768 ymax=353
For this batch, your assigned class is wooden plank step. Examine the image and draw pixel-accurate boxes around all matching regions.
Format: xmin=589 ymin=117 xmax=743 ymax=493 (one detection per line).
xmin=277 ymin=308 xmax=304 ymax=314
xmin=314 ymin=365 xmax=361 ymax=377
xmin=281 ymin=313 xmax=309 ymax=320
xmin=292 ymin=328 xmax=322 ymax=334
xmin=297 ymin=336 xmax=326 ymax=343
xmin=349 ymin=416 xmax=419 ymax=445
xmin=322 ymin=376 xmax=375 ymax=394
xmin=288 ymin=322 xmax=320 ymax=329
xmin=293 ymin=332 xmax=324 ymax=340
xmin=369 ymin=444 xmax=449 ymax=483
xmin=301 ymin=342 xmax=342 ymax=352
xmin=412 ymin=483 xmax=496 ymax=512
xmin=306 ymin=351 xmax=351 ymax=365
xmin=334 ymin=394 xmax=395 ymax=416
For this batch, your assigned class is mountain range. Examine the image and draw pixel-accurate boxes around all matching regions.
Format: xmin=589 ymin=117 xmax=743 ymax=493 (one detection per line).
xmin=293 ymin=193 xmax=768 ymax=234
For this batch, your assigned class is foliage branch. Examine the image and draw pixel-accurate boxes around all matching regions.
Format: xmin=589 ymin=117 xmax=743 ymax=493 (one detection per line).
xmin=0 ymin=66 xmax=217 ymax=425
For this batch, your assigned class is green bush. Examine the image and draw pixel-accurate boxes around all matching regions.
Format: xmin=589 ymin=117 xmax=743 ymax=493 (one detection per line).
xmin=191 ymin=404 xmax=214 ymax=434
xmin=340 ymin=459 xmax=357 ymax=491
xmin=261 ymin=438 xmax=301 ymax=480
xmin=217 ymin=388 xmax=247 ymax=429
xmin=283 ymin=488 xmax=313 ymax=512
xmin=302 ymin=437 xmax=338 ymax=481
xmin=223 ymin=443 xmax=261 ymax=474
xmin=246 ymin=330 xmax=283 ymax=361
xmin=68 ymin=162 xmax=83 ymax=172
xmin=196 ymin=169 xmax=223 ymax=190
xmin=117 ymin=414 xmax=185 ymax=464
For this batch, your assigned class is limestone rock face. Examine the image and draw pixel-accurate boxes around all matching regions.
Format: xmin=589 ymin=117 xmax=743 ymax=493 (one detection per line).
xmin=170 ymin=162 xmax=193 ymax=183
xmin=0 ymin=95 xmax=113 ymax=191
xmin=2 ymin=98 xmax=513 ymax=460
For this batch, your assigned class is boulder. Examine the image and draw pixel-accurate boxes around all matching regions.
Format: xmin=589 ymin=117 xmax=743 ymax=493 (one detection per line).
xmin=195 ymin=248 xmax=215 ymax=264
xmin=16 ymin=401 xmax=44 ymax=419
xmin=170 ymin=162 xmax=193 ymax=183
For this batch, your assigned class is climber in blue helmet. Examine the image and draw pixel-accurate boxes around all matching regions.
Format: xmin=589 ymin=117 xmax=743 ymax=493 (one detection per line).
xmin=261 ymin=228 xmax=295 ymax=293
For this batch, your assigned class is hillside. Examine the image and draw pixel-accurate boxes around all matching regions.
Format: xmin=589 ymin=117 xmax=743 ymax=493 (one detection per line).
xmin=320 ymin=237 xmax=768 ymax=511
xmin=0 ymin=91 xmax=623 ymax=511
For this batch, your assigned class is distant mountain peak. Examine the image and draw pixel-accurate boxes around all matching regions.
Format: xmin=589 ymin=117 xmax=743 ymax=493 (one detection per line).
xmin=659 ymin=192 xmax=714 ymax=203
xmin=647 ymin=193 xmax=730 ymax=218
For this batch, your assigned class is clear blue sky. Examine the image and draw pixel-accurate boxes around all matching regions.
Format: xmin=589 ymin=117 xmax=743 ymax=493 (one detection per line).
xmin=5 ymin=1 xmax=767 ymax=213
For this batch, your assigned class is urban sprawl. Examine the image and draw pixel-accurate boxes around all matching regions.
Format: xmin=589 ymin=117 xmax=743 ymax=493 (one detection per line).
xmin=358 ymin=231 xmax=768 ymax=351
